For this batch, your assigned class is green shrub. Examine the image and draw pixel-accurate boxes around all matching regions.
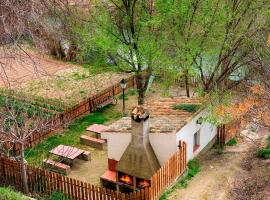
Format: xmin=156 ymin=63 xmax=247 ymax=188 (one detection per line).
xmin=257 ymin=136 xmax=270 ymax=159
xmin=172 ymin=104 xmax=200 ymax=113
xmin=258 ymin=148 xmax=270 ymax=159
xmin=0 ymin=187 xmax=24 ymax=200
xmin=50 ymin=191 xmax=72 ymax=200
xmin=127 ymin=89 xmax=137 ymax=96
xmin=226 ymin=138 xmax=237 ymax=146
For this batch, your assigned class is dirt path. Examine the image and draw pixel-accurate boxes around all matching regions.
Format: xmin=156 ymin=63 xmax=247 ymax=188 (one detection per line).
xmin=168 ymin=128 xmax=270 ymax=200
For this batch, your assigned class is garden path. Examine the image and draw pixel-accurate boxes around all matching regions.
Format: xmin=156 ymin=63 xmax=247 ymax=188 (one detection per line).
xmin=168 ymin=128 xmax=270 ymax=200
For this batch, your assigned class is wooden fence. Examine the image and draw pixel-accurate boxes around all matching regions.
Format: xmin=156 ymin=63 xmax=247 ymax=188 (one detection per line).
xmin=9 ymin=76 xmax=136 ymax=152
xmin=216 ymin=120 xmax=241 ymax=145
xmin=150 ymin=141 xmax=187 ymax=199
xmin=0 ymin=141 xmax=187 ymax=200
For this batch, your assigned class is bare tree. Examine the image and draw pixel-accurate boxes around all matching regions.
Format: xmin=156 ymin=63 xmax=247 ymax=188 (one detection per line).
xmin=0 ymin=92 xmax=55 ymax=194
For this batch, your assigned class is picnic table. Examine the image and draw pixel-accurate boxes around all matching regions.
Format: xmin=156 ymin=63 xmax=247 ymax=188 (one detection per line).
xmin=86 ymin=124 xmax=107 ymax=139
xmin=50 ymin=144 xmax=85 ymax=161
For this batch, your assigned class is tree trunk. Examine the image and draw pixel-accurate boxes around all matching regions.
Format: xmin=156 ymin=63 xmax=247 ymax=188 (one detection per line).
xmin=184 ymin=72 xmax=190 ymax=97
xmin=20 ymin=143 xmax=29 ymax=194
xmin=136 ymin=73 xmax=145 ymax=105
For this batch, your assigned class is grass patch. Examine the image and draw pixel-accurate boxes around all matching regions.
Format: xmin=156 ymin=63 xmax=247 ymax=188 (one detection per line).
xmin=25 ymin=105 xmax=121 ymax=166
xmin=0 ymin=187 xmax=25 ymax=200
xmin=159 ymin=159 xmax=200 ymax=200
xmin=226 ymin=138 xmax=237 ymax=146
xmin=258 ymin=136 xmax=270 ymax=159
xmin=118 ymin=94 xmax=128 ymax=100
xmin=172 ymin=104 xmax=200 ymax=113
xmin=50 ymin=191 xmax=72 ymax=200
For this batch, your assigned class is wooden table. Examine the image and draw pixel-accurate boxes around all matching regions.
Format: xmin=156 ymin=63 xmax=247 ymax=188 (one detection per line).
xmin=86 ymin=124 xmax=107 ymax=139
xmin=50 ymin=145 xmax=85 ymax=161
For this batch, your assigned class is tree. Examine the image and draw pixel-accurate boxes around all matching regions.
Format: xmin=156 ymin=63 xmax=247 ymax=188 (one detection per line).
xmin=0 ymin=92 xmax=54 ymax=194
xmin=157 ymin=0 xmax=270 ymax=95
xmin=89 ymin=0 xmax=163 ymax=104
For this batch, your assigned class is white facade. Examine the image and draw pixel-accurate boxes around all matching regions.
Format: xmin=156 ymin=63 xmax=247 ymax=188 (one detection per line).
xmin=175 ymin=111 xmax=217 ymax=161
xmin=102 ymin=111 xmax=217 ymax=165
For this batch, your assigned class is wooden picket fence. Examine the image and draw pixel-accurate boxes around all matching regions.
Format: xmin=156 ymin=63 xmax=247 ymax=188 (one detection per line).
xmin=8 ymin=76 xmax=136 ymax=153
xmin=216 ymin=120 xmax=241 ymax=145
xmin=0 ymin=141 xmax=187 ymax=200
xmin=150 ymin=141 xmax=187 ymax=199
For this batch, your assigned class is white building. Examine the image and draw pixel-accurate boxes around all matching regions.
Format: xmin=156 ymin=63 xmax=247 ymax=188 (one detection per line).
xmin=100 ymin=98 xmax=217 ymax=186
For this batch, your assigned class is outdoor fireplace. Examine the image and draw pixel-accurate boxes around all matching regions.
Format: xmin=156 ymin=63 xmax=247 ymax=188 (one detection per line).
xmin=118 ymin=172 xmax=133 ymax=186
xmin=116 ymin=106 xmax=160 ymax=192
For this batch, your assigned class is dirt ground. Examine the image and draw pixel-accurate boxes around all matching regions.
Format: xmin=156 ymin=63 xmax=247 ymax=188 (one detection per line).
xmin=168 ymin=127 xmax=270 ymax=200
xmin=0 ymin=48 xmax=75 ymax=88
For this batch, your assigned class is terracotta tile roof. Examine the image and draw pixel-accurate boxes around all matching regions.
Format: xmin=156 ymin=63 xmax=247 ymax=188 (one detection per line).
xmin=103 ymin=97 xmax=201 ymax=134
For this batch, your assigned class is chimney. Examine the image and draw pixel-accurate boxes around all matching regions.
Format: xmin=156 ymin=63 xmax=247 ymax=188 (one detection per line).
xmin=116 ymin=106 xmax=160 ymax=181
xmin=130 ymin=106 xmax=150 ymax=142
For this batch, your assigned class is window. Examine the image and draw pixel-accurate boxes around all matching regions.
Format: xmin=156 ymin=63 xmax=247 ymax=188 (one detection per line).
xmin=193 ymin=130 xmax=200 ymax=152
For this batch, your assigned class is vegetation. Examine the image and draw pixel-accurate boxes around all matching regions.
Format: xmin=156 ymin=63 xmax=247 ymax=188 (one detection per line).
xmin=226 ymin=138 xmax=237 ymax=146
xmin=0 ymin=187 xmax=25 ymax=200
xmin=159 ymin=159 xmax=200 ymax=200
xmin=173 ymin=104 xmax=200 ymax=113
xmin=25 ymin=105 xmax=121 ymax=166
xmin=258 ymin=136 xmax=270 ymax=159
xmin=49 ymin=191 xmax=72 ymax=200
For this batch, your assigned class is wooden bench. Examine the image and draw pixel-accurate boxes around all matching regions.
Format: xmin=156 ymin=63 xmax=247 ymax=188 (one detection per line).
xmin=80 ymin=135 xmax=106 ymax=150
xmin=79 ymin=151 xmax=91 ymax=161
xmin=43 ymin=159 xmax=71 ymax=175
xmin=95 ymin=97 xmax=117 ymax=109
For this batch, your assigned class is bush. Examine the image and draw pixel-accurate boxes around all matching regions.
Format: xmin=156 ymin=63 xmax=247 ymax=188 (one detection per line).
xmin=258 ymin=148 xmax=270 ymax=159
xmin=127 ymin=89 xmax=137 ymax=96
xmin=50 ymin=191 xmax=72 ymax=200
xmin=226 ymin=138 xmax=237 ymax=146
xmin=0 ymin=187 xmax=24 ymax=200
xmin=258 ymin=136 xmax=270 ymax=159
xmin=172 ymin=104 xmax=200 ymax=113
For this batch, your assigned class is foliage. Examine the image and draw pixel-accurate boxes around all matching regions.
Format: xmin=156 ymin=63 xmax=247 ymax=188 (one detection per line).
xmin=226 ymin=138 xmax=237 ymax=146
xmin=159 ymin=159 xmax=200 ymax=200
xmin=25 ymin=105 xmax=121 ymax=166
xmin=49 ymin=191 xmax=72 ymax=200
xmin=157 ymin=0 xmax=270 ymax=93
xmin=258 ymin=136 xmax=270 ymax=159
xmin=0 ymin=187 xmax=24 ymax=200
xmin=172 ymin=104 xmax=200 ymax=113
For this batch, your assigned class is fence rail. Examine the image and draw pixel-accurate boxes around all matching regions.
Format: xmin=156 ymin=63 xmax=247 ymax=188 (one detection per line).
xmin=0 ymin=140 xmax=187 ymax=200
xmin=216 ymin=120 xmax=241 ymax=145
xmin=150 ymin=141 xmax=187 ymax=199
xmin=7 ymin=76 xmax=136 ymax=152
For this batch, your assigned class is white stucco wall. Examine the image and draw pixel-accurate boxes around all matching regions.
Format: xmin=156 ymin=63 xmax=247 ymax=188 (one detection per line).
xmin=176 ymin=111 xmax=217 ymax=161
xmin=101 ymin=132 xmax=176 ymax=165
xmin=149 ymin=133 xmax=177 ymax=165
xmin=101 ymin=132 xmax=131 ymax=161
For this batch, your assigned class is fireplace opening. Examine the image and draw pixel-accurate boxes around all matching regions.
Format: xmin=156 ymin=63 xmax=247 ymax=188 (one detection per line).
xmin=136 ymin=178 xmax=150 ymax=189
xmin=118 ymin=172 xmax=133 ymax=186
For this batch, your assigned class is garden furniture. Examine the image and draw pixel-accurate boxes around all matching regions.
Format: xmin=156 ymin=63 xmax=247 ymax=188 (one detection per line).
xmin=86 ymin=124 xmax=107 ymax=139
xmin=43 ymin=159 xmax=71 ymax=175
xmin=50 ymin=145 xmax=85 ymax=164
xmin=80 ymin=135 xmax=106 ymax=150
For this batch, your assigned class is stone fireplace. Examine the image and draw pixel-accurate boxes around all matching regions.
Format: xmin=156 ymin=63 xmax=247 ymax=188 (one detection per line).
xmin=115 ymin=106 xmax=160 ymax=192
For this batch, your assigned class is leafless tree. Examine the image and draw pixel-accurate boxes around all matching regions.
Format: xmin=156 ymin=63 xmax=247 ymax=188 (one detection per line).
xmin=0 ymin=91 xmax=56 ymax=194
